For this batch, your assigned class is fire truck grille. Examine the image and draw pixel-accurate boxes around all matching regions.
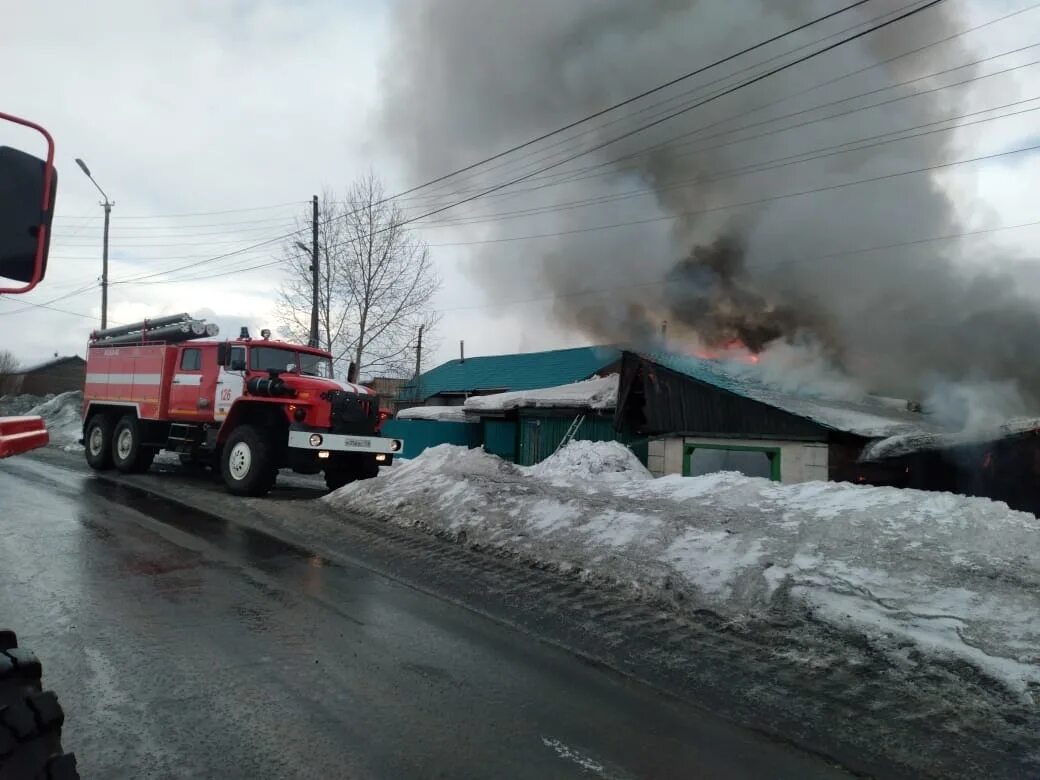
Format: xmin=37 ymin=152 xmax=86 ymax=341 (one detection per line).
xmin=323 ymin=390 xmax=377 ymax=433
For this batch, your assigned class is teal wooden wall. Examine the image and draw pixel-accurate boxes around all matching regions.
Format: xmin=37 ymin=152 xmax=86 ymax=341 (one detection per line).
xmin=381 ymin=419 xmax=481 ymax=459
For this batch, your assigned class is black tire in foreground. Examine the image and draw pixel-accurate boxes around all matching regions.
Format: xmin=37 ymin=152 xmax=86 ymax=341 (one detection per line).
xmin=111 ymin=415 xmax=156 ymax=474
xmin=83 ymin=414 xmax=114 ymax=471
xmin=324 ymin=454 xmax=380 ymax=492
xmin=221 ymin=424 xmax=278 ymax=496
xmin=0 ymin=630 xmax=78 ymax=780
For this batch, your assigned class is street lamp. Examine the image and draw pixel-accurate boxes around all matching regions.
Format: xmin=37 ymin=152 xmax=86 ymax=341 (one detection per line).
xmin=75 ymin=158 xmax=114 ymax=329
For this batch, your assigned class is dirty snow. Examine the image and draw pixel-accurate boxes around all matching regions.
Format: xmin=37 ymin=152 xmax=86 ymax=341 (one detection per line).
xmin=396 ymin=405 xmax=472 ymax=422
xmin=463 ymin=375 xmax=618 ymax=413
xmin=326 ymin=441 xmax=1040 ymax=697
xmin=1 ymin=392 xmax=83 ymax=450
xmin=0 ymin=393 xmax=54 ymax=416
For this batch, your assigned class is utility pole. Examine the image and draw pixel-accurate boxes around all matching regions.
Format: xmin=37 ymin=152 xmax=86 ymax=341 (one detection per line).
xmin=75 ymin=158 xmax=113 ymax=328
xmin=413 ymin=324 xmax=424 ymax=398
xmin=309 ymin=194 xmax=319 ymax=348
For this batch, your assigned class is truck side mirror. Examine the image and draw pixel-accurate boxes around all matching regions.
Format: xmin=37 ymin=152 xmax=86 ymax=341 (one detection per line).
xmin=0 ymin=113 xmax=57 ymax=294
xmin=217 ymin=343 xmax=227 ymax=366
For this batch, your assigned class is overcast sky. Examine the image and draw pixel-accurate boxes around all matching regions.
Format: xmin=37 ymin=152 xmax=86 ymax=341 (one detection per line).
xmin=2 ymin=0 xmax=1037 ymax=376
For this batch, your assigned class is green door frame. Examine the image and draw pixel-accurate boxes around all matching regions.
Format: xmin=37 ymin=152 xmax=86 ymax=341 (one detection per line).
xmin=682 ymin=442 xmax=782 ymax=481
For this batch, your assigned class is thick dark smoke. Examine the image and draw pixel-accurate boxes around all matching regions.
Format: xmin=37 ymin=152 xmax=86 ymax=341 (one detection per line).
xmin=665 ymin=233 xmax=831 ymax=352
xmin=381 ymin=0 xmax=1040 ymax=412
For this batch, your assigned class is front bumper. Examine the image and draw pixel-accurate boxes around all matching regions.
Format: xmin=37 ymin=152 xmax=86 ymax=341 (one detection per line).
xmin=287 ymin=430 xmax=403 ymax=455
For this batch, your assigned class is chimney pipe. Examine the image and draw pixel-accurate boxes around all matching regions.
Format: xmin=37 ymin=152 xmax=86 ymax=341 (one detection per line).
xmin=460 ymin=340 xmax=465 ymax=363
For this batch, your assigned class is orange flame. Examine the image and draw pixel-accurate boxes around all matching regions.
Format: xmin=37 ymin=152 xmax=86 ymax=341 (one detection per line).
xmin=693 ymin=339 xmax=760 ymax=364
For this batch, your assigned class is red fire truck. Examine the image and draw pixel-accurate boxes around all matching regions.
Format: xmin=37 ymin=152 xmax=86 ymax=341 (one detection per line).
xmin=82 ymin=313 xmax=402 ymax=495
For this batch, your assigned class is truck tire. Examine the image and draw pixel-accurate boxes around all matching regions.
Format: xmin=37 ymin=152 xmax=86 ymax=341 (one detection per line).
xmin=84 ymin=414 xmax=114 ymax=471
xmin=0 ymin=630 xmax=79 ymax=780
xmin=324 ymin=454 xmax=379 ymax=491
xmin=221 ymin=425 xmax=278 ymax=496
xmin=324 ymin=463 xmax=355 ymax=492
xmin=111 ymin=415 xmax=155 ymax=474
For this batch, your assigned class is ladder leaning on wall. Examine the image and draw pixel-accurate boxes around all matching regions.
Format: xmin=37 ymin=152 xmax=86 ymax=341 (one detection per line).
xmin=555 ymin=414 xmax=586 ymax=454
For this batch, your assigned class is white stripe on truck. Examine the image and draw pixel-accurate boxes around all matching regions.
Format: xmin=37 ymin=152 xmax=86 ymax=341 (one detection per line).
xmin=85 ymin=373 xmax=162 ymax=385
xmin=287 ymin=430 xmax=401 ymax=454
xmin=172 ymin=374 xmax=203 ymax=386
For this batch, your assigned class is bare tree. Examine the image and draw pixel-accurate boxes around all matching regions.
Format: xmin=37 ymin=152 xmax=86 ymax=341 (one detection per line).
xmin=0 ymin=350 xmax=20 ymax=396
xmin=276 ymin=175 xmax=440 ymax=380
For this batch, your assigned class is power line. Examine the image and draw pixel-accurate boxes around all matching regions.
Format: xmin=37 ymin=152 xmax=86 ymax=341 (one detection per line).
xmin=506 ymin=35 xmax=1040 ymax=201
xmin=50 ymin=200 xmax=306 ymax=222
xmin=376 ymin=1 xmax=1040 ymax=211
xmin=409 ymin=0 xmax=913 ymax=204
xmin=0 ymin=295 xmax=100 ymax=322
xmin=0 ymin=282 xmax=99 ymax=317
xmin=96 ymin=54 xmax=1030 ymax=284
xmin=380 ymin=0 xmax=876 ymax=205
xmin=415 ymin=93 xmax=1040 ymax=231
xmin=386 ymin=0 xmax=950 ymax=233
xmin=69 ymin=1 xmax=953 ymax=287
xmin=426 ymin=217 xmax=1040 ymax=313
xmin=416 ymin=140 xmax=1040 ymax=247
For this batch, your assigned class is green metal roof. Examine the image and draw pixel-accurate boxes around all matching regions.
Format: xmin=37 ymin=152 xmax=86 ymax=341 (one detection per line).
xmin=402 ymin=346 xmax=620 ymax=401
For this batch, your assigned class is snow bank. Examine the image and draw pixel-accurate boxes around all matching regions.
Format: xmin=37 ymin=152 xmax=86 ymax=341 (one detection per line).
xmin=464 ymin=375 xmax=618 ymax=413
xmin=25 ymin=391 xmax=83 ymax=450
xmin=529 ymin=439 xmax=652 ymax=484
xmin=396 ymin=405 xmax=472 ymax=422
xmin=326 ymin=441 xmax=1040 ymax=697
xmin=0 ymin=393 xmax=54 ymax=417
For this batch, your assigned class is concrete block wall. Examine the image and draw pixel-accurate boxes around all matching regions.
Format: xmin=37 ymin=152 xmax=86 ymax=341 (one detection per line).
xmin=647 ymin=436 xmax=829 ymax=483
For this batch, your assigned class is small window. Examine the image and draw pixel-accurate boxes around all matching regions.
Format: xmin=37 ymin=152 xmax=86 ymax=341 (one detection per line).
xmin=180 ymin=348 xmax=202 ymax=371
xmin=684 ymin=444 xmax=781 ymax=481
xmin=229 ymin=346 xmax=246 ymax=371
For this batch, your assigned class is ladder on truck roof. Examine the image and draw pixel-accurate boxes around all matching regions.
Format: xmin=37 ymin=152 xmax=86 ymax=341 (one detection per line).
xmin=89 ymin=313 xmax=219 ymax=347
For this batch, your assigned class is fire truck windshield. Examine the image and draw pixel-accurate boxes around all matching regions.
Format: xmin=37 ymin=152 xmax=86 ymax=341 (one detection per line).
xmin=250 ymin=346 xmax=332 ymax=378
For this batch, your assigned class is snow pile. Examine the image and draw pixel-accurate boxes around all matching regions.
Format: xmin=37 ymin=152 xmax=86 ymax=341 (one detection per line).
xmin=396 ymin=405 xmax=472 ymax=422
xmin=464 ymin=375 xmax=618 ymax=413
xmin=529 ymin=439 xmax=652 ymax=485
xmin=0 ymin=393 xmax=54 ymax=416
xmin=26 ymin=391 xmax=83 ymax=450
xmin=327 ymin=441 xmax=1040 ymax=697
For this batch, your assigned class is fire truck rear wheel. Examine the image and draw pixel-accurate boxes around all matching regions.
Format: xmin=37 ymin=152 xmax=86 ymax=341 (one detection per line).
xmin=221 ymin=425 xmax=277 ymax=496
xmin=84 ymin=414 xmax=114 ymax=471
xmin=111 ymin=415 xmax=155 ymax=474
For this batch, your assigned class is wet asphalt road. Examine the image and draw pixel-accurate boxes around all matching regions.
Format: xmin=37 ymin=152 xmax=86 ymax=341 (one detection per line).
xmin=0 ymin=456 xmax=848 ymax=779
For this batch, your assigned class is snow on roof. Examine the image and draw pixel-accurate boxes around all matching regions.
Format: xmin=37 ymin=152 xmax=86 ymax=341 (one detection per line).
xmin=464 ymin=375 xmax=619 ymax=413
xmin=862 ymin=416 xmax=1040 ymax=461
xmin=396 ymin=405 xmax=473 ymax=422
xmin=640 ymin=351 xmax=942 ymax=439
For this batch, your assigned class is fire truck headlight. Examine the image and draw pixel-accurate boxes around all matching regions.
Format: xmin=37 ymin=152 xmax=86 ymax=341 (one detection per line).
xmin=390 ymin=440 xmax=402 ymax=452
xmin=375 ymin=454 xmax=387 ymax=463
xmin=294 ymin=407 xmax=307 ymax=422
xmin=317 ymin=450 xmax=330 ymax=459
xmin=309 ymin=433 xmax=323 ymax=447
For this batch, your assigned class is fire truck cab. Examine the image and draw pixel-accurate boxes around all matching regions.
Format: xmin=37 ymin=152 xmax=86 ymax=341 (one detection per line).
xmin=82 ymin=314 xmax=402 ymax=496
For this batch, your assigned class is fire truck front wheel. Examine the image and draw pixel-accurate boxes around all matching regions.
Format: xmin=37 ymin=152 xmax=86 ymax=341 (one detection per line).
xmin=221 ymin=425 xmax=278 ymax=496
xmin=111 ymin=415 xmax=156 ymax=474
xmin=84 ymin=414 xmax=114 ymax=470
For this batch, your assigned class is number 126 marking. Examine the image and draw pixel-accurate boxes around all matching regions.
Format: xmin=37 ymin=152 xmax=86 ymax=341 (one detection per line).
xmin=220 ymin=388 xmax=232 ymax=401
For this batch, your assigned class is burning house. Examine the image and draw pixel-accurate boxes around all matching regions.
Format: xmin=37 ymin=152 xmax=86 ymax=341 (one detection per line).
xmin=613 ymin=351 xmax=1040 ymax=515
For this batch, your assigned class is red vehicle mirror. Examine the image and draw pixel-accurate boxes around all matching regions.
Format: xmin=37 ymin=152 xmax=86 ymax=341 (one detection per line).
xmin=0 ymin=111 xmax=56 ymax=294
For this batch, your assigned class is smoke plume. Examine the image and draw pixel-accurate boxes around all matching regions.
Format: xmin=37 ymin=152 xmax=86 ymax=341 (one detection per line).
xmin=381 ymin=0 xmax=1040 ymax=414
